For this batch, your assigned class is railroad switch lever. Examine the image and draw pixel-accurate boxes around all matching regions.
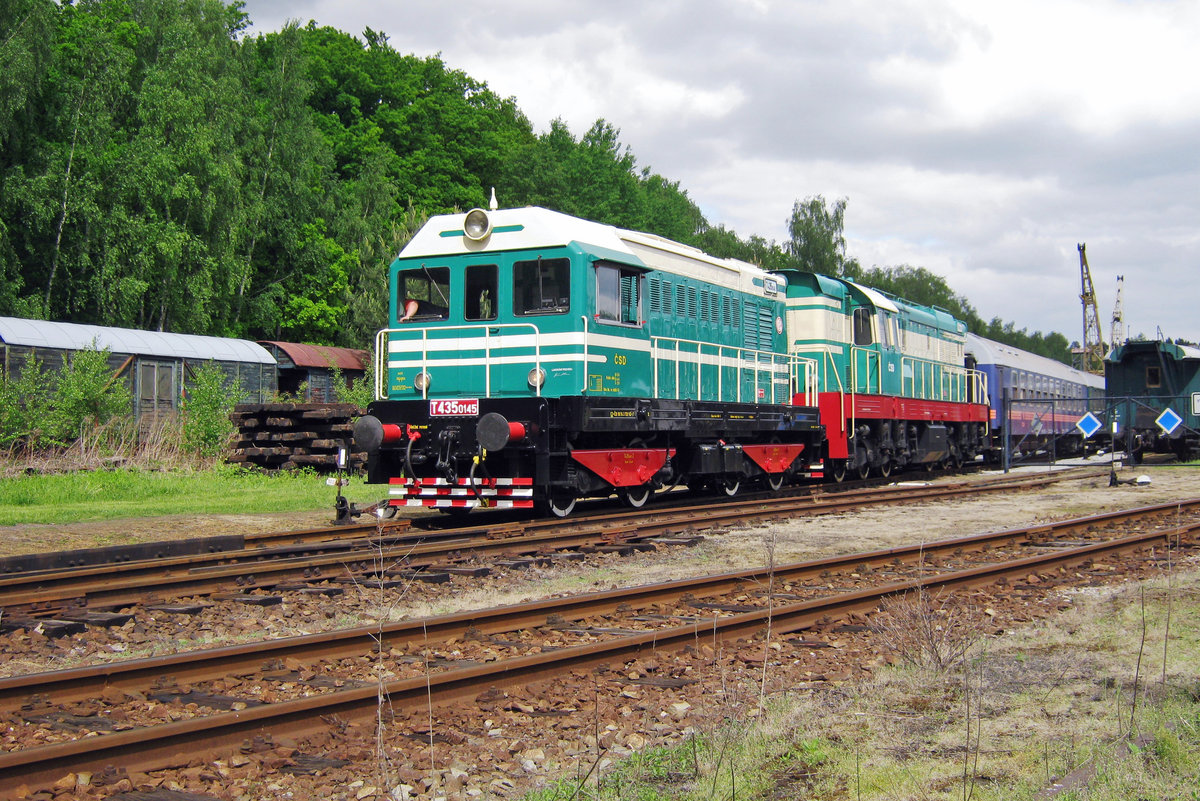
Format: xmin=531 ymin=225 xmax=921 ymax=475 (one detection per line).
xmin=333 ymin=493 xmax=357 ymax=524
xmin=332 ymin=442 xmax=359 ymax=525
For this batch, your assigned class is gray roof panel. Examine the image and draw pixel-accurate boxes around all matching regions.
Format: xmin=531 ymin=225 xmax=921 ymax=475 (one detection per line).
xmin=0 ymin=317 xmax=276 ymax=364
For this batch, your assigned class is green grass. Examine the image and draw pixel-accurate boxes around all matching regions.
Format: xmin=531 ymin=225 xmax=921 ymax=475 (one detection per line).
xmin=517 ymin=574 xmax=1200 ymax=801
xmin=0 ymin=466 xmax=386 ymax=525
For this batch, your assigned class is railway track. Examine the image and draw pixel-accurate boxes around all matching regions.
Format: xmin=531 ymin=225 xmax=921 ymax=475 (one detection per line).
xmin=0 ymin=469 xmax=1098 ymax=620
xmin=1 ymin=496 xmax=1194 ymax=795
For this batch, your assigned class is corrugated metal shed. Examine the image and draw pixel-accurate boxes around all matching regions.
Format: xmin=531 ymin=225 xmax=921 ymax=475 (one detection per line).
xmin=0 ymin=316 xmax=274 ymax=363
xmin=259 ymin=341 xmax=368 ymax=370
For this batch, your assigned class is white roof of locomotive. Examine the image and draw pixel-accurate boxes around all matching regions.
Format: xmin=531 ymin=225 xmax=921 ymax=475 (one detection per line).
xmin=966 ymin=332 xmax=1104 ymax=389
xmin=399 ymin=206 xmax=783 ymax=299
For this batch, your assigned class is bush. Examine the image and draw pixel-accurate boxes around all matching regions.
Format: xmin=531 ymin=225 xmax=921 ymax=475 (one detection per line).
xmin=0 ymin=353 xmax=55 ymax=449
xmin=45 ymin=348 xmax=132 ymax=445
xmin=1 ymin=347 xmax=131 ymax=450
xmin=181 ymin=361 xmax=238 ymax=457
xmin=331 ymin=360 xmax=376 ymax=409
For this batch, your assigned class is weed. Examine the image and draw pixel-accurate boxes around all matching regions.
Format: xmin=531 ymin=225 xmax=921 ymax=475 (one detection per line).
xmin=181 ymin=361 xmax=239 ymax=457
xmin=876 ymin=587 xmax=982 ymax=672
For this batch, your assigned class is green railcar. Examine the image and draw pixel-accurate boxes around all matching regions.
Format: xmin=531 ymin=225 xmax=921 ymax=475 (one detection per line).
xmin=1106 ymin=340 xmax=1200 ymax=461
xmin=355 ymin=206 xmax=822 ymax=516
xmin=779 ymin=270 xmax=989 ymax=479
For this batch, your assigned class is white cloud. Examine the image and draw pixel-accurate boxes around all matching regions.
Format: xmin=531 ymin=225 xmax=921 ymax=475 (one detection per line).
xmin=877 ymin=1 xmax=1200 ymax=133
xmin=239 ymin=0 xmax=1200 ymax=342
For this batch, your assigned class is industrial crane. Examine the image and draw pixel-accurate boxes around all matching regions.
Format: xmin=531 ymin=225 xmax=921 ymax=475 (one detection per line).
xmin=1109 ymin=274 xmax=1125 ymax=352
xmin=1076 ymin=243 xmax=1106 ymax=374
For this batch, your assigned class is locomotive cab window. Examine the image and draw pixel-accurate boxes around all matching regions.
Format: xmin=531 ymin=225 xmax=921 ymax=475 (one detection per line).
xmin=1146 ymin=365 xmax=1162 ymax=388
xmin=594 ymin=262 xmax=643 ymax=326
xmin=464 ymin=264 xmax=497 ymax=321
xmin=398 ymin=266 xmax=449 ymax=323
xmin=853 ymin=307 xmax=874 ymax=346
xmin=514 ymin=257 xmax=570 ymax=315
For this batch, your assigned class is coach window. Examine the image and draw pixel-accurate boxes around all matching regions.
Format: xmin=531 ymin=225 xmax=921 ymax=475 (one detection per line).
xmin=514 ymin=257 xmax=570 ymax=315
xmin=1146 ymin=365 xmax=1161 ymax=388
xmin=594 ymin=262 xmax=643 ymax=326
xmin=464 ymin=264 xmax=497 ymax=321
xmin=398 ymin=266 xmax=449 ymax=322
xmin=853 ymin=307 xmax=874 ymax=346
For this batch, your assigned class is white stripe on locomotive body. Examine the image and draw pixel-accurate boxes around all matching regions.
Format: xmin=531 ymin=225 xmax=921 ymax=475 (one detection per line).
xmin=386 ymin=330 xmax=650 ymax=356
xmin=388 ymin=344 xmax=791 ymax=374
xmin=785 ymin=305 xmax=846 ymax=346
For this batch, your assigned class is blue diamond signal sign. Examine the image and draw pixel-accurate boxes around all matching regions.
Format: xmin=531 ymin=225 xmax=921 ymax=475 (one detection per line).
xmin=1157 ymin=407 xmax=1183 ymax=435
xmin=1076 ymin=412 xmax=1102 ymax=439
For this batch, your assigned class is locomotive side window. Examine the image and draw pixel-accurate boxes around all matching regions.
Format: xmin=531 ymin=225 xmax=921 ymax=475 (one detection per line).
xmin=594 ymin=262 xmax=642 ymax=326
xmin=876 ymin=312 xmax=898 ymax=347
xmin=853 ymin=307 xmax=874 ymax=346
xmin=398 ymin=266 xmax=450 ymax=322
xmin=464 ymin=264 xmax=497 ymax=321
xmin=514 ymin=257 xmax=570 ymax=315
xmin=1146 ymin=365 xmax=1161 ymax=388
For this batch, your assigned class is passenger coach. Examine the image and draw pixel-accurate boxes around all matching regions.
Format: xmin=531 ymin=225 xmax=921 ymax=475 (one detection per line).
xmin=965 ymin=333 xmax=1105 ymax=459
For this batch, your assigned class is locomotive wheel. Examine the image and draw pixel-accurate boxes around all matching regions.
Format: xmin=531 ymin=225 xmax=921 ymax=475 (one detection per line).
xmin=831 ymin=461 xmax=847 ymax=483
xmin=619 ymin=484 xmax=652 ymax=508
xmin=878 ymin=460 xmax=892 ymax=479
xmin=856 ymin=460 xmax=870 ymax=480
xmin=721 ymin=477 xmax=741 ymax=496
xmin=763 ymin=436 xmax=786 ymax=492
xmin=545 ymin=493 xmax=577 ymax=518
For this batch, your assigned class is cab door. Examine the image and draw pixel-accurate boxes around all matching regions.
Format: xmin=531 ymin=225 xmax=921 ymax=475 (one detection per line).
xmin=850 ymin=306 xmax=881 ymax=394
xmin=589 ymin=261 xmax=650 ymax=397
xmin=877 ymin=311 xmax=903 ymax=396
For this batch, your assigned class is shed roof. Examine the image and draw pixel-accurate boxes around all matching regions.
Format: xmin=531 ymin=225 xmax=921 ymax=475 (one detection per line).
xmin=259 ymin=341 xmax=369 ymax=371
xmin=0 ymin=316 xmax=275 ymax=364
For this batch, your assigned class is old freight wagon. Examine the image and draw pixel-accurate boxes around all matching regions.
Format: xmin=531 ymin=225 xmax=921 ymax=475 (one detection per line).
xmin=257 ymin=341 xmax=369 ymax=403
xmin=0 ymin=316 xmax=276 ymax=415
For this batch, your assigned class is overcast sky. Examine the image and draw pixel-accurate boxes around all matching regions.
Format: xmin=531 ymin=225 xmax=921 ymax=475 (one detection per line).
xmin=241 ymin=0 xmax=1200 ymax=346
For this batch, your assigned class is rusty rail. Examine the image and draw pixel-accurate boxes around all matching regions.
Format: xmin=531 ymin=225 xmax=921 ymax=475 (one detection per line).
xmin=1 ymin=499 xmax=1194 ymax=794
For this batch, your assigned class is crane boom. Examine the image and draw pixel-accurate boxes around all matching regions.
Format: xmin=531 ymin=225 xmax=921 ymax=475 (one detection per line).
xmin=1109 ymin=274 xmax=1125 ymax=353
xmin=1076 ymin=243 xmax=1106 ymax=374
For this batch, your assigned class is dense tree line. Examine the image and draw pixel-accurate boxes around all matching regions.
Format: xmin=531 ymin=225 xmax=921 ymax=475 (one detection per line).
xmin=0 ymin=0 xmax=1073 ymax=363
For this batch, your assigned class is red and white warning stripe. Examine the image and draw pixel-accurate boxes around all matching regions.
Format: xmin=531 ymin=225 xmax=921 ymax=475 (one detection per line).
xmin=388 ymin=476 xmax=535 ymax=508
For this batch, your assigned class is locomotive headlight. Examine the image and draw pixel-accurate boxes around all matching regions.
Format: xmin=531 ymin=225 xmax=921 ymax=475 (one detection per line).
xmin=463 ymin=208 xmax=492 ymax=242
xmin=414 ymin=371 xmax=431 ymax=391
xmin=527 ymin=367 xmax=546 ymax=388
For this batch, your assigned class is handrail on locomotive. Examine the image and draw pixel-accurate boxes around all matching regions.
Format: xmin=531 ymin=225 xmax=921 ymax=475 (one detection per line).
xmin=375 ymin=322 xmax=544 ymax=401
